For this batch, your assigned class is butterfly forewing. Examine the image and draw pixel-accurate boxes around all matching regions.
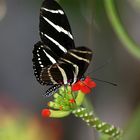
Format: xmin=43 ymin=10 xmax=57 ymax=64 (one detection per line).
xmin=40 ymin=0 xmax=75 ymax=57
xmin=32 ymin=41 xmax=58 ymax=85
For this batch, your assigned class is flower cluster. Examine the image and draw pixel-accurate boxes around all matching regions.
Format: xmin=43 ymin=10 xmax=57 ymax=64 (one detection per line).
xmin=42 ymin=86 xmax=79 ymax=118
xmin=42 ymin=76 xmax=96 ymax=117
xmin=41 ymin=76 xmax=123 ymax=139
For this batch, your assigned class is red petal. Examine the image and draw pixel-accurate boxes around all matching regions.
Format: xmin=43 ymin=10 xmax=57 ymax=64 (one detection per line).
xmin=84 ymin=76 xmax=91 ymax=84
xmin=81 ymin=86 xmax=91 ymax=94
xmin=41 ymin=109 xmax=51 ymax=117
xmin=72 ymin=82 xmax=81 ymax=91
xmin=87 ymin=81 xmax=96 ymax=88
xmin=83 ymin=76 xmax=96 ymax=88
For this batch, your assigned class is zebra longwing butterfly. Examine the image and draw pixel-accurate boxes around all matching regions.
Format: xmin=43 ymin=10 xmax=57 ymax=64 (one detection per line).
xmin=32 ymin=0 xmax=93 ymax=97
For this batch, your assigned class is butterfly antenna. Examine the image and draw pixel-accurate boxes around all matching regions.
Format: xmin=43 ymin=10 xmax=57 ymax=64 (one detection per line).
xmin=93 ymin=78 xmax=117 ymax=86
xmin=87 ymin=58 xmax=112 ymax=75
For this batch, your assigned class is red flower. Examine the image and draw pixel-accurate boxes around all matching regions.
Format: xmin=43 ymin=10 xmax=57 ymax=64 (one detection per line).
xmin=69 ymin=99 xmax=75 ymax=103
xmin=72 ymin=76 xmax=96 ymax=94
xmin=41 ymin=109 xmax=51 ymax=117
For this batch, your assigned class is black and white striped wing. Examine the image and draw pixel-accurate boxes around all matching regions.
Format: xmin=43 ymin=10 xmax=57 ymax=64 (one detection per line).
xmin=60 ymin=46 xmax=93 ymax=82
xmin=40 ymin=61 xmax=75 ymax=85
xmin=40 ymin=46 xmax=93 ymax=85
xmin=39 ymin=0 xmax=75 ymax=57
xmin=32 ymin=41 xmax=58 ymax=85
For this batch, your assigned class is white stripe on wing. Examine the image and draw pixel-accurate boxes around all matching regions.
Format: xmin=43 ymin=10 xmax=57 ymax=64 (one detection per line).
xmin=42 ymin=48 xmax=57 ymax=64
xmin=57 ymin=64 xmax=68 ymax=84
xmin=41 ymin=32 xmax=67 ymax=53
xmin=41 ymin=15 xmax=73 ymax=39
xmin=68 ymin=52 xmax=90 ymax=63
xmin=41 ymin=7 xmax=64 ymax=15
xmin=60 ymin=58 xmax=79 ymax=84
xmin=71 ymin=49 xmax=92 ymax=54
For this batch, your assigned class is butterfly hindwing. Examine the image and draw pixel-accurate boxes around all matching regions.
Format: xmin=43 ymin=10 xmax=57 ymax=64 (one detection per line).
xmin=60 ymin=46 xmax=93 ymax=80
xmin=40 ymin=0 xmax=75 ymax=57
xmin=39 ymin=46 xmax=92 ymax=85
xmin=40 ymin=61 xmax=75 ymax=85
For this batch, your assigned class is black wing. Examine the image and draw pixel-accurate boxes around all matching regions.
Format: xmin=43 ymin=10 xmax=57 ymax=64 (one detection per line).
xmin=39 ymin=0 xmax=75 ymax=57
xmin=32 ymin=41 xmax=58 ymax=85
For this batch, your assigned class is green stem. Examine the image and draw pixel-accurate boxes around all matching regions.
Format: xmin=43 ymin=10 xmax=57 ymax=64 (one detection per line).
xmin=49 ymin=109 xmax=71 ymax=118
xmin=75 ymin=91 xmax=85 ymax=106
xmin=72 ymin=107 xmax=123 ymax=140
xmin=104 ymin=0 xmax=140 ymax=59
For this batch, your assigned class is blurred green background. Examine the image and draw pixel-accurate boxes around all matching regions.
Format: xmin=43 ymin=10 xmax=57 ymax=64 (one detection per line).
xmin=0 ymin=0 xmax=140 ymax=139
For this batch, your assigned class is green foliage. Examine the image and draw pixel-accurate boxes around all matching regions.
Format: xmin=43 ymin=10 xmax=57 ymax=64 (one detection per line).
xmin=104 ymin=0 xmax=140 ymax=59
xmin=121 ymin=106 xmax=140 ymax=140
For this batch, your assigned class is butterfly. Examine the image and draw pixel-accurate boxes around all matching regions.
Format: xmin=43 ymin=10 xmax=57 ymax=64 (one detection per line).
xmin=32 ymin=0 xmax=93 ymax=97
